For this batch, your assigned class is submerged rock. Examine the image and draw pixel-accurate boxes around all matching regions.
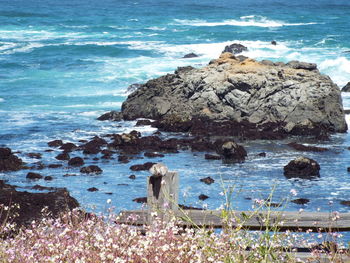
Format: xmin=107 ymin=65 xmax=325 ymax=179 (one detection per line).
xmin=183 ymin=52 xmax=199 ymax=58
xmin=122 ymin=53 xmax=347 ymax=138
xmin=287 ymin=142 xmax=328 ymax=152
xmin=68 ymin=157 xmax=84 ymax=167
xmin=200 ymin=176 xmax=215 ymax=185
xmin=199 ymin=194 xmax=209 ymax=201
xmin=130 ymin=162 xmax=156 ymax=171
xmin=26 ymin=172 xmax=43 ymax=180
xmin=291 ymin=198 xmax=310 ymax=205
xmin=0 ymin=147 xmax=24 ymax=172
xmin=284 ymin=157 xmax=320 ymax=179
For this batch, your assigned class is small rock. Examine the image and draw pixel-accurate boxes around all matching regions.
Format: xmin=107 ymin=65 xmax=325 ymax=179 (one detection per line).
xmin=271 ymin=40 xmax=277 ymax=45
xmin=133 ymin=197 xmax=147 ymax=203
xmin=144 ymin=152 xmax=164 ymax=158
xmin=97 ymin=111 xmax=123 ymax=121
xmin=129 ymin=174 xmax=136 ymax=180
xmin=258 ymin=152 xmax=266 ymax=157
xmin=87 ymin=187 xmax=98 ymax=192
xmin=200 ymin=176 xmax=215 ymax=185
xmin=340 ymin=200 xmax=350 ymax=206
xmin=48 ymin=164 xmax=62 ymax=169
xmin=284 ymin=156 xmax=320 ymax=179
xmin=183 ymin=53 xmax=199 ymax=58
xmin=26 ymin=153 xmax=42 ymax=159
xmin=291 ymin=198 xmax=310 ymax=205
xmin=44 ymin=176 xmax=53 ymax=181
xmin=204 ymin=154 xmax=221 ymax=160
xmin=80 ymin=165 xmax=103 ymax=174
xmin=199 ymin=194 xmax=209 ymax=201
xmin=222 ymin=43 xmax=248 ymax=54
xmin=130 ymin=162 xmax=156 ymax=171
xmin=118 ymin=156 xmax=129 ymax=163
xmin=63 ymin=174 xmax=77 ymax=177
xmin=47 ymin=140 xmax=63 ymax=147
xmin=32 ymin=185 xmax=55 ymax=191
xmin=59 ymin=143 xmax=77 ymax=152
xmin=55 ymin=152 xmax=70 ymax=161
xmin=68 ymin=157 xmax=85 ymax=167
xmin=136 ymin=119 xmax=152 ymax=126
xmin=26 ymin=172 xmax=43 ymax=180
xmin=287 ymin=142 xmax=327 ymax=152
xmin=219 ymin=141 xmax=247 ymax=162
xmin=347 ymin=167 xmax=350 ymax=172
xmin=105 ymin=192 xmax=113 ymax=195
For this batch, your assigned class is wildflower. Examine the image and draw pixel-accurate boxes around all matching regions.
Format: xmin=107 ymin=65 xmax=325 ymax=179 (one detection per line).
xmin=290 ymin=189 xmax=297 ymax=196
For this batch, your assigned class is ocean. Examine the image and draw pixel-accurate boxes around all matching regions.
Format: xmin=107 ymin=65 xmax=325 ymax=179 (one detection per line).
xmin=1 ymin=0 xmax=350 ymax=224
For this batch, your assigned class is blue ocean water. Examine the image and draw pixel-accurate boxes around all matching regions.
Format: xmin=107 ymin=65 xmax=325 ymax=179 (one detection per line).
xmin=1 ymin=0 xmax=350 ymax=223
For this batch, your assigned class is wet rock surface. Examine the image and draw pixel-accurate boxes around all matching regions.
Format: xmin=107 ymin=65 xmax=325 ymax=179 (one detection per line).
xmin=0 ymin=180 xmax=79 ymax=227
xmin=291 ymin=198 xmax=310 ymax=205
xmin=122 ymin=53 xmax=347 ymax=138
xmin=200 ymin=176 xmax=215 ymax=185
xmin=68 ymin=157 xmax=85 ymax=167
xmin=80 ymin=165 xmax=103 ymax=174
xmin=26 ymin=172 xmax=43 ymax=180
xmin=130 ymin=162 xmax=156 ymax=171
xmin=284 ymin=157 xmax=320 ymax=179
xmin=0 ymin=147 xmax=24 ymax=172
xmin=183 ymin=52 xmax=199 ymax=58
xmin=341 ymin=82 xmax=350 ymax=92
xmin=97 ymin=111 xmax=123 ymax=121
xmin=287 ymin=142 xmax=328 ymax=152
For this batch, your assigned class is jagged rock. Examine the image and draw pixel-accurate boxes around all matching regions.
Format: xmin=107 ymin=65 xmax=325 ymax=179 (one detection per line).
xmin=341 ymin=82 xmax=350 ymax=92
xmin=0 ymin=180 xmax=79 ymax=227
xmin=80 ymin=165 xmax=103 ymax=174
xmin=222 ymin=43 xmax=248 ymax=54
xmin=68 ymin=157 xmax=84 ymax=167
xmin=55 ymin=152 xmax=70 ymax=161
xmin=26 ymin=172 xmax=43 ymax=180
xmin=133 ymin=197 xmax=147 ymax=203
xmin=287 ymin=142 xmax=328 ymax=152
xmin=0 ymin=147 xmax=23 ymax=172
xmin=122 ymin=54 xmax=347 ymax=138
xmin=97 ymin=111 xmax=123 ymax=121
xmin=183 ymin=53 xmax=199 ymax=58
xmin=284 ymin=157 xmax=320 ymax=179
xmin=200 ymin=176 xmax=215 ymax=185
xmin=218 ymin=141 xmax=247 ymax=162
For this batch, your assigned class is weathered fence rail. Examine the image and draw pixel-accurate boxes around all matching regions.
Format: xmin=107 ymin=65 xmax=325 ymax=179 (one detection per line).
xmin=117 ymin=163 xmax=350 ymax=232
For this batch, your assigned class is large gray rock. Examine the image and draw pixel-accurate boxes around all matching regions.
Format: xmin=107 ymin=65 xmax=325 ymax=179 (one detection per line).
xmin=122 ymin=53 xmax=347 ymax=136
xmin=341 ymin=82 xmax=350 ymax=92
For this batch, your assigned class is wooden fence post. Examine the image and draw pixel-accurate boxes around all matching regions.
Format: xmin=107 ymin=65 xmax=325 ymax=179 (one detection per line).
xmin=147 ymin=163 xmax=179 ymax=222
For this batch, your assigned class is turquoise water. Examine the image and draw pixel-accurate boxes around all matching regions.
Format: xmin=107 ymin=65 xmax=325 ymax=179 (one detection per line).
xmin=1 ymin=0 xmax=350 ymax=223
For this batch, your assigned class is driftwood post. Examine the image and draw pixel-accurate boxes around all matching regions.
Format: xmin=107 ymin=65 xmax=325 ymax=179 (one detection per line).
xmin=147 ymin=163 xmax=179 ymax=222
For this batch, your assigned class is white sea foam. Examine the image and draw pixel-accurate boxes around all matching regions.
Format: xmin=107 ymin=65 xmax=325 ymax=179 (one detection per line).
xmin=173 ymin=16 xmax=318 ymax=28
xmin=0 ymin=98 xmax=4 ymax=103
xmin=145 ymin=26 xmax=167 ymax=31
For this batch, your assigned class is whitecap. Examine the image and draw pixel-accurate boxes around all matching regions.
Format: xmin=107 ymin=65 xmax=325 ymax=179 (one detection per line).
xmin=0 ymin=98 xmax=4 ymax=102
xmin=173 ymin=16 xmax=319 ymax=28
xmin=145 ymin=26 xmax=167 ymax=31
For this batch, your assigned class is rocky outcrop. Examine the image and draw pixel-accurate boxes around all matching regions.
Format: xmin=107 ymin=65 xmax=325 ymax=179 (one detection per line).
xmin=97 ymin=111 xmax=123 ymax=121
xmin=0 ymin=180 xmax=79 ymax=227
xmin=122 ymin=53 xmax=347 ymax=138
xmin=222 ymin=43 xmax=248 ymax=54
xmin=341 ymin=82 xmax=350 ymax=92
xmin=284 ymin=157 xmax=320 ymax=179
xmin=0 ymin=147 xmax=24 ymax=172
